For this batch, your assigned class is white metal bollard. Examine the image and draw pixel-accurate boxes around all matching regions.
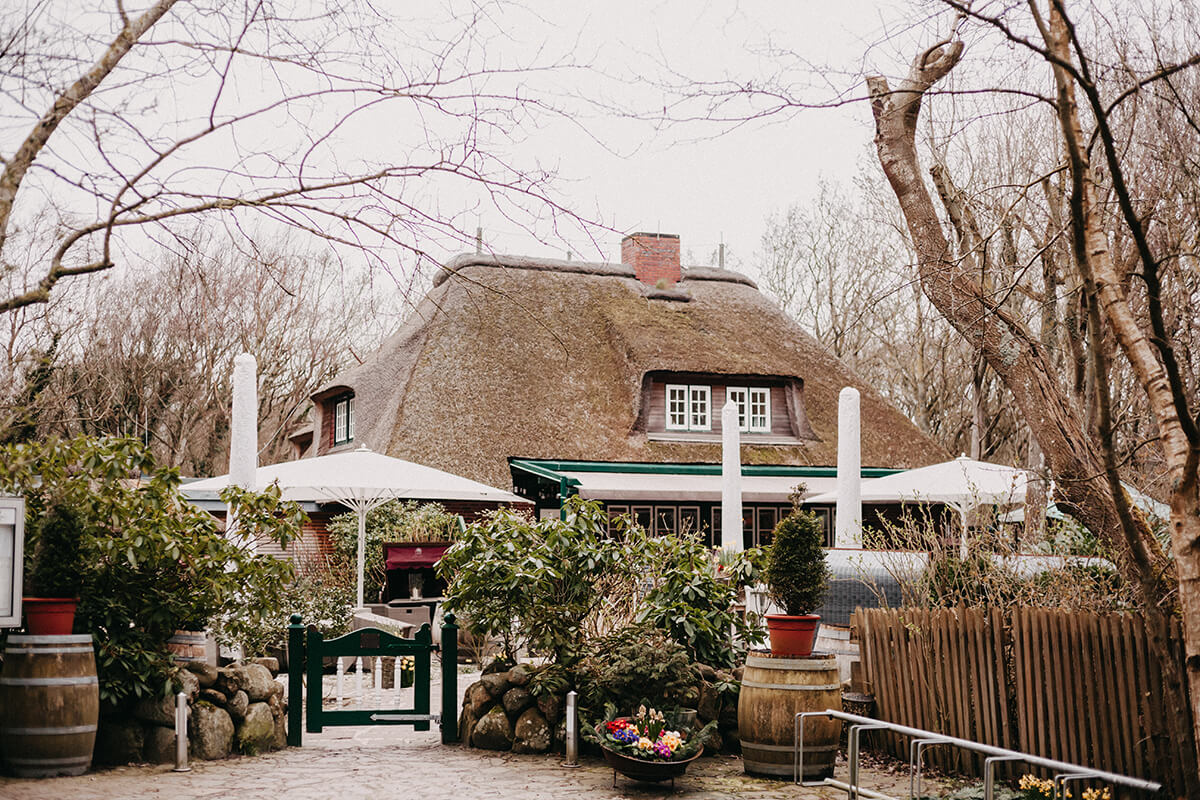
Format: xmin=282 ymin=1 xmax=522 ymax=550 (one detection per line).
xmin=173 ymin=691 xmax=190 ymax=772
xmin=563 ymin=690 xmax=579 ymax=768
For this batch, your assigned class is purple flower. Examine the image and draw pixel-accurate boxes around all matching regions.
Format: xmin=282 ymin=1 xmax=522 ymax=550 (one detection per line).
xmin=612 ymin=728 xmax=638 ymax=744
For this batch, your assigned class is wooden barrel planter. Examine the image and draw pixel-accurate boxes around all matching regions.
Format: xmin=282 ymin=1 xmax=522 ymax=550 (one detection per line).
xmin=166 ymin=630 xmax=208 ymax=664
xmin=0 ymin=634 xmax=99 ymax=777
xmin=738 ymin=651 xmax=842 ymax=779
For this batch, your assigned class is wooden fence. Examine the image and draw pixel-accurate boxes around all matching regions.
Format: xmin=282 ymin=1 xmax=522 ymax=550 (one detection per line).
xmin=856 ymin=606 xmax=1186 ymax=790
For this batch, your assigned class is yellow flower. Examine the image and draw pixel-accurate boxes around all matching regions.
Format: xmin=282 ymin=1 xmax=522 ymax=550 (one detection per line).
xmin=636 ymin=737 xmax=653 ymax=750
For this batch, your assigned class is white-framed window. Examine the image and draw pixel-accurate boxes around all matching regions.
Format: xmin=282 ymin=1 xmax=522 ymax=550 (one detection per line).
xmin=726 ymin=387 xmax=748 ymax=429
xmin=749 ymin=387 xmax=770 ymax=432
xmin=689 ymin=385 xmax=710 ymax=429
xmin=665 ymin=384 xmax=711 ymax=431
xmin=333 ymin=396 xmax=354 ymax=444
xmin=725 ymin=386 xmax=770 ymax=433
xmin=667 ymin=384 xmax=689 ymax=430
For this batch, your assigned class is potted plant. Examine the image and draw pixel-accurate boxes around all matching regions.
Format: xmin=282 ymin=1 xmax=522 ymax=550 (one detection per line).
xmin=761 ymin=508 xmax=830 ymax=657
xmin=593 ymin=705 xmax=713 ymax=785
xmin=23 ymin=504 xmax=85 ymax=635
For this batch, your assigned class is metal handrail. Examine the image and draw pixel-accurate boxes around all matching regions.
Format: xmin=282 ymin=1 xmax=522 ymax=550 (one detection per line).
xmin=792 ymin=709 xmax=1162 ymax=797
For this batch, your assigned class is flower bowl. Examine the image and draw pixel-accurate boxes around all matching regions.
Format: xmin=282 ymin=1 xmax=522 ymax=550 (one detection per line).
xmin=594 ymin=720 xmax=703 ymax=784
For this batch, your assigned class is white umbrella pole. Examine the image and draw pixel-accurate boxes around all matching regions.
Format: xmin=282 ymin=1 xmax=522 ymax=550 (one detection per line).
xmin=721 ymin=399 xmax=742 ymax=551
xmin=958 ymin=507 xmax=969 ymax=560
xmin=357 ymin=505 xmax=367 ymax=609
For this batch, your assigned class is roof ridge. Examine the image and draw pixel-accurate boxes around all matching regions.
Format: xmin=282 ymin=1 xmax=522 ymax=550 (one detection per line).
xmin=433 ymin=253 xmax=756 ymax=288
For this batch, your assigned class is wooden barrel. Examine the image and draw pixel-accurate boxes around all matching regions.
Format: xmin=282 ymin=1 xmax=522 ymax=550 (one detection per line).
xmin=738 ymin=651 xmax=842 ymax=779
xmin=0 ymin=634 xmax=99 ymax=777
xmin=166 ymin=630 xmax=208 ymax=664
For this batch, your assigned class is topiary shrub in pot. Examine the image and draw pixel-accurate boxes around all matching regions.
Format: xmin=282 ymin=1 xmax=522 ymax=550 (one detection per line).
xmin=23 ymin=504 xmax=85 ymax=635
xmin=762 ymin=509 xmax=830 ymax=657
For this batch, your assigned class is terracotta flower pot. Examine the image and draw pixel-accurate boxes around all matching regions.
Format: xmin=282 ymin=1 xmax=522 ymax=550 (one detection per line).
xmin=764 ymin=614 xmax=820 ymax=657
xmin=23 ymin=598 xmax=78 ymax=636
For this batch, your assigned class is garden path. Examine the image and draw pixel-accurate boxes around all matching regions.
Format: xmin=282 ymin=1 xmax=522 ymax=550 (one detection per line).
xmin=0 ymin=725 xmax=934 ymax=800
xmin=0 ymin=665 xmax=944 ymax=799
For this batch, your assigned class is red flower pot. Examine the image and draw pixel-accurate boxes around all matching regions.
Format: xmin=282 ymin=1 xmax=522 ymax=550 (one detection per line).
xmin=23 ymin=598 xmax=78 ymax=636
xmin=764 ymin=614 xmax=820 ymax=657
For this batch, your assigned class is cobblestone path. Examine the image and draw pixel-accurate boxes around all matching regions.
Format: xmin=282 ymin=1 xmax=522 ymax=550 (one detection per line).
xmin=1 ymin=664 xmax=939 ymax=799
xmin=0 ymin=725 xmax=936 ymax=800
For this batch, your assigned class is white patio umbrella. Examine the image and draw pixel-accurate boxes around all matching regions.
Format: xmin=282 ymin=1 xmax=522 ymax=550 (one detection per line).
xmin=806 ymin=455 xmax=1030 ymax=557
xmin=184 ymin=446 xmax=531 ymax=608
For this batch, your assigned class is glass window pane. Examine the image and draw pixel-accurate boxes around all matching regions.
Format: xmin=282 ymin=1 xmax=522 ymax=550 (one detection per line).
xmin=666 ymin=385 xmax=688 ymax=429
xmin=757 ymin=507 xmax=778 ymax=547
xmin=726 ymin=387 xmax=748 ymax=431
xmin=655 ymin=507 xmax=677 ymax=536
xmin=679 ymin=506 xmax=700 ymax=537
xmin=334 ymin=400 xmax=347 ymax=442
xmin=749 ymin=387 xmax=770 ymax=432
xmin=690 ymin=385 xmax=710 ymax=429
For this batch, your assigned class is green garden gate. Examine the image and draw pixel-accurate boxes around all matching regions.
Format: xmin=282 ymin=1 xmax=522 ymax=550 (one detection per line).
xmin=286 ymin=612 xmax=459 ymax=746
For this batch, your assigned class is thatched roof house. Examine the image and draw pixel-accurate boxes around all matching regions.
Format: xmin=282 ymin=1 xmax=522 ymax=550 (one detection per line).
xmin=306 ymin=232 xmax=945 ymax=546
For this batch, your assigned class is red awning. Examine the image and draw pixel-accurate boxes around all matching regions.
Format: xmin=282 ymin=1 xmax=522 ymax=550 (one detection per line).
xmin=384 ymin=543 xmax=451 ymax=570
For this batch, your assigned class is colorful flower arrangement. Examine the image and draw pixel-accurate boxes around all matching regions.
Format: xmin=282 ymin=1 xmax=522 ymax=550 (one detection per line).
xmin=596 ymin=706 xmax=710 ymax=763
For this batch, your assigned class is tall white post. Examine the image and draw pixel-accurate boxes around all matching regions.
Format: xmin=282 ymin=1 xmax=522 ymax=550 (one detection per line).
xmin=228 ymin=353 xmax=258 ymax=547
xmin=721 ymin=399 xmax=743 ymax=552
xmin=835 ymin=387 xmax=862 ymax=549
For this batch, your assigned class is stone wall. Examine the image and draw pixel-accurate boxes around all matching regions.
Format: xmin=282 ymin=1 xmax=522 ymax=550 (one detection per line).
xmin=457 ymin=662 xmax=744 ymax=756
xmin=95 ymin=658 xmax=288 ymax=766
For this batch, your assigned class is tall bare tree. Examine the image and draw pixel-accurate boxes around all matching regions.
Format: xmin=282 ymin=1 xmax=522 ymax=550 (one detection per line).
xmin=0 ymin=0 xmax=589 ymax=314
xmin=757 ymin=174 xmax=1028 ymax=462
xmin=866 ymin=2 xmax=1200 ymax=787
xmin=3 ymin=229 xmax=401 ymax=473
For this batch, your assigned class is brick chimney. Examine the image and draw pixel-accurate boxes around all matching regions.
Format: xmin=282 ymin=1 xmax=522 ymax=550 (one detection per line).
xmin=621 ymin=232 xmax=681 ymax=286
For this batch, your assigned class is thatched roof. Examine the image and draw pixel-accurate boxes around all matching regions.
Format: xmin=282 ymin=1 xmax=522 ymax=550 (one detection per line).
xmin=317 ymin=254 xmax=946 ymax=488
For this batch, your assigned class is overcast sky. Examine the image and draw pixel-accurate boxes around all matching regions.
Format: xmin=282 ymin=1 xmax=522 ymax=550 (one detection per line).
xmin=3 ymin=0 xmax=956 ymax=296
xmin=461 ymin=0 xmax=944 ymax=272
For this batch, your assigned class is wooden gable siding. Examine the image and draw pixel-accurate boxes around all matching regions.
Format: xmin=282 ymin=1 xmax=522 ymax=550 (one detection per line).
xmin=638 ymin=373 xmax=803 ymax=438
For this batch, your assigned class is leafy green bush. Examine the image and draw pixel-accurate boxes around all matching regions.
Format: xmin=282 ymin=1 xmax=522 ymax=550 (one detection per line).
xmin=327 ymin=500 xmax=461 ymax=603
xmin=26 ymin=504 xmax=84 ymax=598
xmin=0 ymin=436 xmax=301 ymax=704
xmin=632 ymin=530 xmax=766 ymax=668
xmin=440 ymin=496 xmax=765 ymax=670
xmin=575 ymin=626 xmax=697 ymax=715
xmin=214 ymin=564 xmax=355 ymax=657
xmin=438 ymin=498 xmax=621 ymax=665
xmin=764 ymin=509 xmax=830 ymax=615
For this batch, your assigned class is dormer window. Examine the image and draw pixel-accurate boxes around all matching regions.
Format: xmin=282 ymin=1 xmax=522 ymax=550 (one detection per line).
xmin=666 ymin=384 xmax=711 ymax=431
xmin=333 ymin=396 xmax=354 ymax=445
xmin=640 ymin=372 xmax=813 ymax=443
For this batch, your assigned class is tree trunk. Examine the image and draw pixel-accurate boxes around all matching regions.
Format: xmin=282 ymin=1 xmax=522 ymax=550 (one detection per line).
xmin=1035 ymin=3 xmax=1200 ymax=784
xmin=866 ymin=36 xmax=1198 ymax=791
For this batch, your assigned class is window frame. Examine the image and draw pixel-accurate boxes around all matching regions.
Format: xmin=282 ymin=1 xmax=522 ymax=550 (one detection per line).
xmin=748 ymin=387 xmax=770 ymax=433
xmin=333 ymin=396 xmax=355 ymax=445
xmin=726 ymin=386 xmax=749 ymax=431
xmin=689 ymin=385 xmax=711 ymax=430
xmin=724 ymin=385 xmax=770 ymax=433
xmin=666 ymin=384 xmax=690 ymax=430
xmin=665 ymin=383 xmax=712 ymax=432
